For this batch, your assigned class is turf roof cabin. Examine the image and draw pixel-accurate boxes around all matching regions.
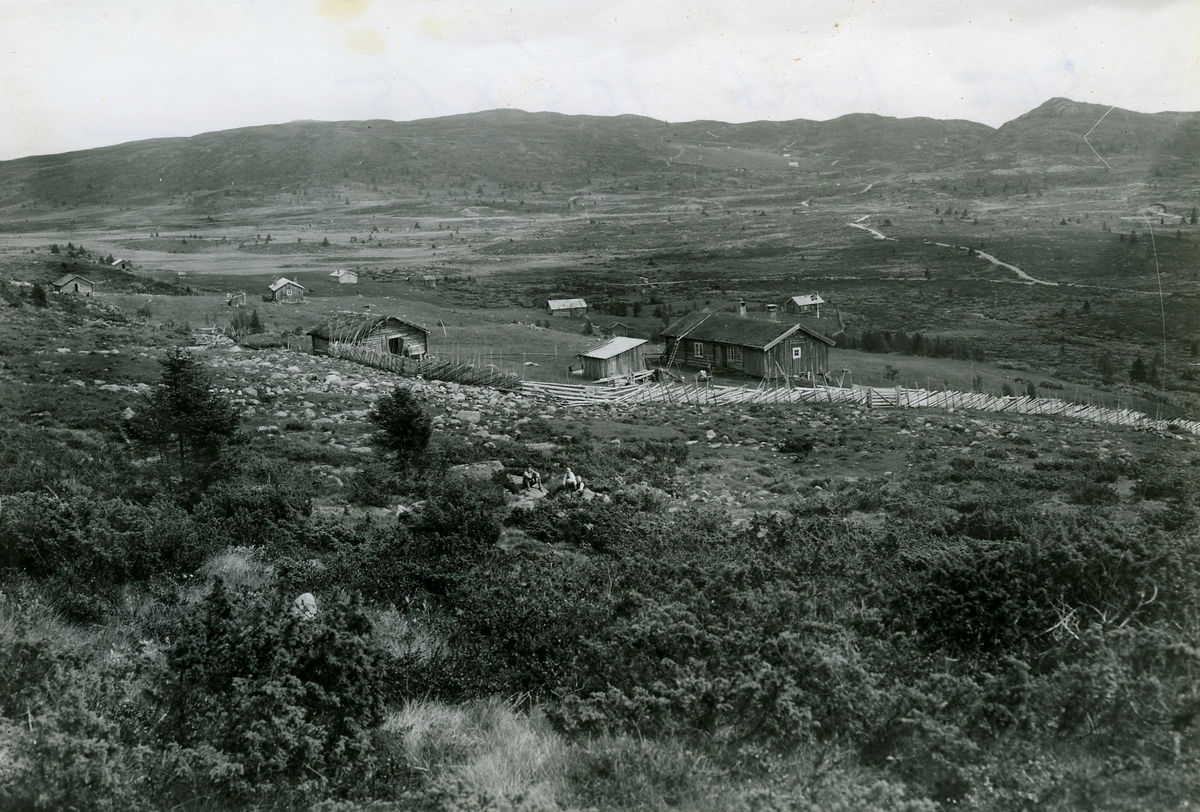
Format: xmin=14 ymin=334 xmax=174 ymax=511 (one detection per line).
xmin=53 ymin=274 xmax=95 ymax=296
xmin=547 ymin=298 xmax=588 ymax=317
xmin=661 ymin=311 xmax=835 ymax=382
xmin=309 ymin=314 xmax=429 ymax=358
xmin=579 ymin=337 xmax=648 ymax=381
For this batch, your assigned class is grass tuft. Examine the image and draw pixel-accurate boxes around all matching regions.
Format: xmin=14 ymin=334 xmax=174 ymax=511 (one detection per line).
xmin=384 ymin=696 xmax=567 ymax=806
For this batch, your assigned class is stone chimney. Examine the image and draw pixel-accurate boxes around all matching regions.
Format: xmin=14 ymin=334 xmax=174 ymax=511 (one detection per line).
xmin=738 ymin=299 xmax=747 ymax=318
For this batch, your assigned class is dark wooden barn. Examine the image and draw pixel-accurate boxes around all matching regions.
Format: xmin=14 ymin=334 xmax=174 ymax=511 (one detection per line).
xmin=309 ymin=314 xmax=429 ymax=358
xmin=53 ymin=274 xmax=94 ymax=296
xmin=660 ymin=312 xmax=835 ymax=382
xmin=269 ymin=277 xmax=306 ymax=303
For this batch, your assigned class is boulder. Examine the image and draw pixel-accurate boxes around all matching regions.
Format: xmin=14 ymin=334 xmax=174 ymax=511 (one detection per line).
xmin=449 ymin=460 xmax=505 ymax=480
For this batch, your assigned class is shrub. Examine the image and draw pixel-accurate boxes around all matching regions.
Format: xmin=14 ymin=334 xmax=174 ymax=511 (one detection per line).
xmin=160 ymin=580 xmax=388 ymax=803
xmin=777 ymin=431 xmax=816 ymax=456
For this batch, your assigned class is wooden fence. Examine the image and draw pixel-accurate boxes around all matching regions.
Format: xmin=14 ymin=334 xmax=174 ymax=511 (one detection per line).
xmin=521 ymin=380 xmax=1200 ymax=436
xmin=326 ymin=343 xmax=523 ymax=391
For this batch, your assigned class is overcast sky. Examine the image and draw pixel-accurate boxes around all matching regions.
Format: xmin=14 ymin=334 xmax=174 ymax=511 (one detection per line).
xmin=1 ymin=0 xmax=1197 ymax=161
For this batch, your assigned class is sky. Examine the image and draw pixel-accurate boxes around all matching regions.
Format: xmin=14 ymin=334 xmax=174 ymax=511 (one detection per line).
xmin=1 ymin=0 xmax=1197 ymax=161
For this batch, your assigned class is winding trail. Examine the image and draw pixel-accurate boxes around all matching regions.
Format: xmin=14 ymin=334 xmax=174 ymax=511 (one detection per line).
xmin=847 ymin=221 xmax=894 ymax=241
xmin=934 ymin=242 xmax=1058 ymax=286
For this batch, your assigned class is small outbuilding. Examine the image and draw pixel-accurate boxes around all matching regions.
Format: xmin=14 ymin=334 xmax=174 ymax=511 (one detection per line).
xmin=660 ymin=311 xmax=835 ymax=382
xmin=330 ymin=269 xmax=358 ymax=284
xmin=420 ymin=274 xmax=438 ymax=288
xmin=111 ymin=258 xmax=133 ymax=271
xmin=309 ymin=313 xmax=429 ymax=358
xmin=269 ymin=277 xmax=306 ymax=303
xmin=547 ymin=298 xmax=588 ymax=317
xmin=53 ymin=274 xmax=95 ymax=296
xmin=785 ymin=294 xmax=825 ymax=317
xmin=226 ymin=291 xmax=247 ymax=307
xmin=586 ymin=317 xmax=630 ymax=338
xmin=579 ymin=337 xmax=648 ymax=381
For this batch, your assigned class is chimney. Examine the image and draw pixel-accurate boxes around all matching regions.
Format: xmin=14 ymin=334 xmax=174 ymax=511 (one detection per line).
xmin=738 ymin=299 xmax=746 ymax=318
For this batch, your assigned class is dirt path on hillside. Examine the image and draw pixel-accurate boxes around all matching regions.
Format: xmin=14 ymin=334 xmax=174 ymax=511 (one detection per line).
xmin=935 ymin=242 xmax=1058 ymax=286
xmin=847 ymin=221 xmax=894 ymax=241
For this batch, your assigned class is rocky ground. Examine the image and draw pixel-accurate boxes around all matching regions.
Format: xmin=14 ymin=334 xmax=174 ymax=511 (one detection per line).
xmin=63 ymin=332 xmax=1185 ymax=528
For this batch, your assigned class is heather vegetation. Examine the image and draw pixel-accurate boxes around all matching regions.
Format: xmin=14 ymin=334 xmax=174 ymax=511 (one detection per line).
xmin=0 ymin=292 xmax=1196 ymax=811
xmin=0 ymin=96 xmax=1198 ymax=810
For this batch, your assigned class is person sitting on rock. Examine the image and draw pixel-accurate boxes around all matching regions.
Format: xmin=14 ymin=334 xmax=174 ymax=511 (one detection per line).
xmin=563 ymin=467 xmax=578 ymax=491
xmin=523 ymin=466 xmax=543 ymax=492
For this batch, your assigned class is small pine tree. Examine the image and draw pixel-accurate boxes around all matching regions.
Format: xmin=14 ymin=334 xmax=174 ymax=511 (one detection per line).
xmin=1130 ymin=356 xmax=1147 ymax=383
xmin=127 ymin=347 xmax=241 ymax=490
xmin=49 ymin=244 xmax=60 ymax=254
xmin=30 ymin=283 xmax=47 ymax=307
xmin=322 ymin=237 xmax=330 ymax=246
xmin=369 ymin=387 xmax=432 ymax=473
xmin=249 ymin=309 xmax=264 ymax=334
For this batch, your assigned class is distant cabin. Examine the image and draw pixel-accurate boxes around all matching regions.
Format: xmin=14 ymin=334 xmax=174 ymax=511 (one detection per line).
xmin=579 ymin=337 xmax=648 ymax=381
xmin=421 ymin=274 xmax=438 ymax=288
xmin=53 ymin=274 xmax=94 ymax=296
xmin=587 ymin=317 xmax=630 ymax=338
xmin=330 ymin=269 xmax=358 ymax=284
xmin=269 ymin=277 xmax=306 ymax=303
xmin=226 ymin=291 xmax=247 ymax=307
xmin=110 ymin=258 xmax=133 ymax=271
xmin=785 ymin=294 xmax=825 ymax=317
xmin=660 ymin=312 xmax=835 ymax=382
xmin=309 ymin=314 xmax=429 ymax=358
xmin=547 ymin=298 xmax=588 ymax=317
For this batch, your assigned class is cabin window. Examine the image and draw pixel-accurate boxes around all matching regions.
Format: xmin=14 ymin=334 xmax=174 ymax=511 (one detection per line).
xmin=728 ymin=346 xmax=743 ymax=366
xmin=693 ymin=342 xmax=704 ymax=359
xmin=792 ymin=346 xmax=803 ymax=360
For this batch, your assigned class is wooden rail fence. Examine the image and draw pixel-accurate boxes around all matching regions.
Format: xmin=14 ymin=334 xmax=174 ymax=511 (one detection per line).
xmin=520 ymin=380 xmax=1200 ymax=436
xmin=326 ymin=343 xmax=523 ymax=391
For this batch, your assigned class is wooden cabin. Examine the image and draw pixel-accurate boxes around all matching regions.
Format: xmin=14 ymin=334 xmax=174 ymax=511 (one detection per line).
xmin=330 ymin=269 xmax=358 ymax=284
xmin=547 ymin=297 xmax=588 ymax=317
xmin=579 ymin=337 xmax=647 ymax=381
xmin=53 ymin=274 xmax=94 ymax=296
xmin=269 ymin=277 xmax=306 ymax=303
xmin=785 ymin=294 xmax=825 ymax=317
xmin=586 ymin=317 xmax=630 ymax=338
xmin=309 ymin=313 xmax=429 ymax=358
xmin=660 ymin=312 xmax=834 ymax=382
xmin=110 ymin=258 xmax=133 ymax=271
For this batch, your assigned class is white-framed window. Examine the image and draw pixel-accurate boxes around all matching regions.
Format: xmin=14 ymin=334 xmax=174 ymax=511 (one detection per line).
xmin=693 ymin=342 xmax=705 ymax=358
xmin=728 ymin=346 xmax=743 ymax=366
xmin=792 ymin=345 xmax=803 ymax=360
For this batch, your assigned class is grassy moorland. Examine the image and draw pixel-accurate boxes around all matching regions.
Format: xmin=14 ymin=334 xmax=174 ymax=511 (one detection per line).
xmin=0 ymin=283 xmax=1197 ymax=812
xmin=0 ymin=98 xmax=1197 ymax=810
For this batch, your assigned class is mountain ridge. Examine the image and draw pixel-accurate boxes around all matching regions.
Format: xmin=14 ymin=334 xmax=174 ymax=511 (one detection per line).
xmin=0 ymin=98 xmax=1194 ymax=212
